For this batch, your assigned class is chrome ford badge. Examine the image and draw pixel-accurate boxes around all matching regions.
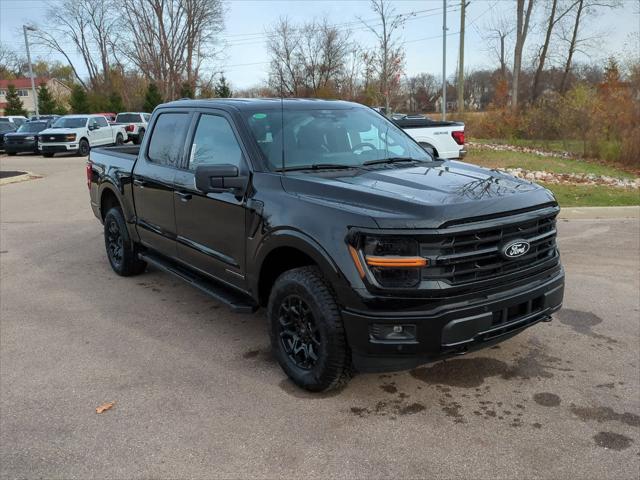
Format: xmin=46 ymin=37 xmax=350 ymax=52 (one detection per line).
xmin=502 ymin=240 xmax=530 ymax=259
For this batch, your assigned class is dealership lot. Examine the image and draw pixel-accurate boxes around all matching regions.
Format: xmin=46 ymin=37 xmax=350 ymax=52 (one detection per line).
xmin=1 ymin=154 xmax=639 ymax=479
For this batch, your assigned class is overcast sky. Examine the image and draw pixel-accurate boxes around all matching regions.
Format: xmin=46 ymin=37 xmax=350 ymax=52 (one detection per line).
xmin=1 ymin=0 xmax=638 ymax=89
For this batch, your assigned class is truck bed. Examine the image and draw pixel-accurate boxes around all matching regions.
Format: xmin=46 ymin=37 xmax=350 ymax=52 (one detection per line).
xmin=394 ymin=118 xmax=463 ymax=129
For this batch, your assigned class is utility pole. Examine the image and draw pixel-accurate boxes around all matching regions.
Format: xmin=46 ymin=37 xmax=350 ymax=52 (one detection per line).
xmin=442 ymin=0 xmax=447 ymax=121
xmin=457 ymin=1 xmax=467 ymax=113
xmin=23 ymin=25 xmax=39 ymax=118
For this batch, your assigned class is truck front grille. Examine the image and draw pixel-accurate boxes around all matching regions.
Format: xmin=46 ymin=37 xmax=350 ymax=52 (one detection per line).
xmin=40 ymin=134 xmax=68 ymax=143
xmin=420 ymin=211 xmax=558 ymax=288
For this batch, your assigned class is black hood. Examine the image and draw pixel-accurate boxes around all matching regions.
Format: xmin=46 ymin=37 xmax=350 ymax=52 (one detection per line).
xmin=282 ymin=160 xmax=557 ymax=228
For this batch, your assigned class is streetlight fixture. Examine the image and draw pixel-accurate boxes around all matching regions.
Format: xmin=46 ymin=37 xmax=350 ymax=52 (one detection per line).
xmin=23 ymin=25 xmax=39 ymax=118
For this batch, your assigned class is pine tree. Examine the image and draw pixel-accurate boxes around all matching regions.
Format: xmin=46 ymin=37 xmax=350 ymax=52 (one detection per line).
xmin=4 ymin=85 xmax=28 ymax=116
xmin=37 ymin=84 xmax=58 ymax=114
xmin=214 ymin=75 xmax=232 ymax=98
xmin=180 ymin=82 xmax=194 ymax=98
xmin=108 ymin=92 xmax=125 ymax=113
xmin=143 ymin=83 xmax=163 ymax=112
xmin=69 ymin=84 xmax=89 ymax=113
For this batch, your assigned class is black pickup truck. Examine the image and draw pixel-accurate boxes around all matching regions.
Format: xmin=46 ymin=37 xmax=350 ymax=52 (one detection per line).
xmin=88 ymin=99 xmax=564 ymax=392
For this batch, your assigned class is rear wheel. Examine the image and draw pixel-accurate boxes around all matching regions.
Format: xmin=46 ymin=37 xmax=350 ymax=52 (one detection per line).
xmin=134 ymin=129 xmax=145 ymax=145
xmin=104 ymin=207 xmax=146 ymax=276
xmin=268 ymin=266 xmax=351 ymax=392
xmin=78 ymin=139 xmax=90 ymax=156
xmin=115 ymin=133 xmax=124 ymax=146
xmin=419 ymin=142 xmax=437 ymax=158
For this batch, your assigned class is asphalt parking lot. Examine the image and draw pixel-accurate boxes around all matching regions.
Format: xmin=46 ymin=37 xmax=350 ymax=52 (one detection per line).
xmin=1 ymin=153 xmax=639 ymax=479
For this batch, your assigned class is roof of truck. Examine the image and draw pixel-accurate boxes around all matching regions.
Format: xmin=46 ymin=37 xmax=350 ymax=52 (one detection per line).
xmin=162 ymin=98 xmax=361 ymax=111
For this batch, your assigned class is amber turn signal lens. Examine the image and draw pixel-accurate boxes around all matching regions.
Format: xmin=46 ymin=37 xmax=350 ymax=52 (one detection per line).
xmin=348 ymin=245 xmax=366 ymax=278
xmin=365 ymin=256 xmax=428 ymax=268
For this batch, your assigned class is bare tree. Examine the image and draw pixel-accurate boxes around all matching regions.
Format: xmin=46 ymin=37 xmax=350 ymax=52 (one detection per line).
xmin=531 ymin=0 xmax=581 ymax=102
xmin=359 ymin=0 xmax=405 ymax=111
xmin=512 ymin=0 xmax=536 ymax=109
xmin=558 ymin=0 xmax=620 ymax=93
xmin=31 ymin=0 xmax=118 ymax=90
xmin=483 ymin=14 xmax=515 ymax=79
xmin=267 ymin=16 xmax=352 ymax=97
xmin=118 ymin=0 xmax=224 ymax=100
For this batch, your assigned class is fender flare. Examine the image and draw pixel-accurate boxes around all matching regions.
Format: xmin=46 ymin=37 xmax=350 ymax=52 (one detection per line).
xmin=249 ymin=228 xmax=346 ymax=295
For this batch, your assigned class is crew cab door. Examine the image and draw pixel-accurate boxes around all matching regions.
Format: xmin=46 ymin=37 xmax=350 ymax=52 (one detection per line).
xmin=173 ymin=111 xmax=248 ymax=289
xmin=132 ymin=111 xmax=191 ymax=258
xmin=89 ymin=116 xmax=111 ymax=146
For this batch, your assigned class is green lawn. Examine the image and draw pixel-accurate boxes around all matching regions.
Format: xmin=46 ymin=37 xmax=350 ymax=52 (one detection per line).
xmin=540 ymin=183 xmax=639 ymax=207
xmin=465 ymin=148 xmax=635 ymax=179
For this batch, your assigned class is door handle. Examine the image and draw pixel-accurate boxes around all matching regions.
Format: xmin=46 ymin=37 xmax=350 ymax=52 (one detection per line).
xmin=175 ymin=191 xmax=192 ymax=202
xmin=133 ymin=178 xmax=147 ymax=187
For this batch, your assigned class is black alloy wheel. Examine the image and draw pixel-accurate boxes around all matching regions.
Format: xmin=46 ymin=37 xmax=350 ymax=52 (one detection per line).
xmin=278 ymin=294 xmax=321 ymax=370
xmin=106 ymin=217 xmax=124 ymax=270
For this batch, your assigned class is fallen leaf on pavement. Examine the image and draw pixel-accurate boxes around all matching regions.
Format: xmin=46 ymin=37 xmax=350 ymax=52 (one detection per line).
xmin=96 ymin=401 xmax=115 ymax=414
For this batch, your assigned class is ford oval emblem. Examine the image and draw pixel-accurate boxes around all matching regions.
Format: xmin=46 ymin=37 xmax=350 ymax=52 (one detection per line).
xmin=502 ymin=240 xmax=530 ymax=259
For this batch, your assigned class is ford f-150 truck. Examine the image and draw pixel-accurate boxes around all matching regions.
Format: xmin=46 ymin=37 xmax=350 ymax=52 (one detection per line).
xmin=88 ymin=99 xmax=564 ymax=392
xmin=394 ymin=116 xmax=466 ymax=160
xmin=39 ymin=114 xmax=127 ymax=157
xmin=114 ymin=112 xmax=151 ymax=144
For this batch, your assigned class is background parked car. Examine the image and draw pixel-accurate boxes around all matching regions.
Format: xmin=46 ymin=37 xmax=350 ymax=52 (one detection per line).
xmin=4 ymin=119 xmax=55 ymax=155
xmin=0 ymin=116 xmax=28 ymax=128
xmin=0 ymin=122 xmax=17 ymax=151
xmin=114 ymin=112 xmax=151 ymax=144
xmin=38 ymin=114 xmax=128 ymax=157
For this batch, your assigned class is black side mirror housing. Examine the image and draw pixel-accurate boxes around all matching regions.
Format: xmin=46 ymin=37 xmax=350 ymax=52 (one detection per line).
xmin=195 ymin=164 xmax=247 ymax=195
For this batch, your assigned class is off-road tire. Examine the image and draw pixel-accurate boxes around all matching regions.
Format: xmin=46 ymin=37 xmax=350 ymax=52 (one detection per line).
xmin=268 ymin=266 xmax=351 ymax=392
xmin=103 ymin=207 xmax=146 ymax=276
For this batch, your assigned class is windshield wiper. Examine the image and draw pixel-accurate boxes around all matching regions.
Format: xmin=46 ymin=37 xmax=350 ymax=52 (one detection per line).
xmin=363 ymin=157 xmax=417 ymax=166
xmin=278 ymin=163 xmax=357 ymax=172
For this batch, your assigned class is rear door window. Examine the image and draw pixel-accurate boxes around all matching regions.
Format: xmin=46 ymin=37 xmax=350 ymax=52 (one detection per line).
xmin=147 ymin=113 xmax=190 ymax=167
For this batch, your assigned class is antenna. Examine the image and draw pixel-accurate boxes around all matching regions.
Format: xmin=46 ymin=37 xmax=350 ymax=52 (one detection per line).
xmin=280 ymin=71 xmax=285 ymax=173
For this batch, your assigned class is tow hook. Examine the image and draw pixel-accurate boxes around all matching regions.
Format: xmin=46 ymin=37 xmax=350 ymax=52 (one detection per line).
xmin=541 ymin=315 xmax=553 ymax=323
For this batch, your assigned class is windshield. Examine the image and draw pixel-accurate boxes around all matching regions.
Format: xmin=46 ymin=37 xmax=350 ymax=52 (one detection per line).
xmin=243 ymin=107 xmax=430 ymax=171
xmin=53 ymin=117 xmax=87 ymax=129
xmin=18 ymin=122 xmax=47 ymax=133
xmin=116 ymin=113 xmax=141 ymax=123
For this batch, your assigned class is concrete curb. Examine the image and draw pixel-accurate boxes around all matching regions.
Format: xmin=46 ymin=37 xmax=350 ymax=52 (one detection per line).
xmin=559 ymin=206 xmax=640 ymax=219
xmin=0 ymin=172 xmax=42 ymax=186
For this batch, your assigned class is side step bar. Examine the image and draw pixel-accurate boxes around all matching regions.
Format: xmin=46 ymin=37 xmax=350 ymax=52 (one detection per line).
xmin=138 ymin=252 xmax=258 ymax=314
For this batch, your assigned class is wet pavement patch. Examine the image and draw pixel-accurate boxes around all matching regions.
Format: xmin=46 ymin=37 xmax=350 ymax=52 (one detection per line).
xmin=557 ymin=309 xmax=617 ymax=344
xmin=242 ymin=349 xmax=261 ymax=359
xmin=380 ymin=383 xmax=398 ymax=394
xmin=570 ymin=405 xmax=640 ymax=427
xmin=593 ymin=431 xmax=634 ymax=451
xmin=533 ymin=392 xmax=561 ymax=407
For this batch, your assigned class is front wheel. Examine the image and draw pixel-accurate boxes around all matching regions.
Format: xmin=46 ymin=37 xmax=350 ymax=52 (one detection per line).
xmin=104 ymin=207 xmax=146 ymax=276
xmin=268 ymin=266 xmax=351 ymax=392
xmin=78 ymin=139 xmax=90 ymax=156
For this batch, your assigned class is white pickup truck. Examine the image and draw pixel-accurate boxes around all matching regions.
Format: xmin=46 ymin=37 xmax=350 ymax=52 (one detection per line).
xmin=394 ymin=116 xmax=466 ymax=160
xmin=38 ymin=114 xmax=128 ymax=157
xmin=114 ymin=112 xmax=151 ymax=144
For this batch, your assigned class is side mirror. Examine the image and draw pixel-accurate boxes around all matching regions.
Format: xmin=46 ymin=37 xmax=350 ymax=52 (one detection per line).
xmin=88 ymin=124 xmax=97 ymax=131
xmin=195 ymin=164 xmax=248 ymax=195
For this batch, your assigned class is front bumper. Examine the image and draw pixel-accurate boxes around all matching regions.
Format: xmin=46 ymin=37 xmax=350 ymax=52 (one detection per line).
xmin=40 ymin=143 xmax=78 ymax=153
xmin=5 ymin=141 xmax=37 ymax=153
xmin=342 ymin=268 xmax=564 ymax=372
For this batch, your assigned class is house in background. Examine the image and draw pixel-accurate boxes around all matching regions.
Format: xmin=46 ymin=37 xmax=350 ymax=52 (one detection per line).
xmin=0 ymin=78 xmax=71 ymax=115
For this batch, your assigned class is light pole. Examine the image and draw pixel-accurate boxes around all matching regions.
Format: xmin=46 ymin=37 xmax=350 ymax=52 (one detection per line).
xmin=23 ymin=25 xmax=39 ymax=118
xmin=442 ymin=0 xmax=447 ymax=121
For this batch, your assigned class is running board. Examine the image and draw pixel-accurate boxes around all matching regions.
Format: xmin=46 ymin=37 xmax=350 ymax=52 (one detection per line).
xmin=138 ymin=252 xmax=257 ymax=313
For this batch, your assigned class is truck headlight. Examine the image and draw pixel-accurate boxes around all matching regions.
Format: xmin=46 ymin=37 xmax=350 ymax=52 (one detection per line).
xmin=65 ymin=134 xmax=77 ymax=142
xmin=350 ymin=236 xmax=427 ymax=288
